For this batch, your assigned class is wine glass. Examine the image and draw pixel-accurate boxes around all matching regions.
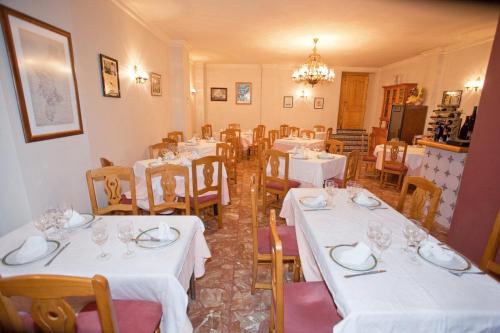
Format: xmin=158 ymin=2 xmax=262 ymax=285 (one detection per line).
xmin=117 ymin=220 xmax=135 ymax=259
xmin=408 ymin=225 xmax=428 ymax=263
xmin=366 ymin=220 xmax=382 ymax=250
xmin=402 ymin=223 xmax=416 ymax=253
xmin=324 ymin=180 xmax=338 ymax=206
xmin=91 ymin=222 xmax=110 ymax=260
xmin=374 ymin=227 xmax=392 ymax=262
xmin=33 ymin=213 xmax=51 ymax=239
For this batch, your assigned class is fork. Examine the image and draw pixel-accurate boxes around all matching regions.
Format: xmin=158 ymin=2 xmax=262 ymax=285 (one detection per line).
xmin=448 ymin=270 xmax=486 ymax=277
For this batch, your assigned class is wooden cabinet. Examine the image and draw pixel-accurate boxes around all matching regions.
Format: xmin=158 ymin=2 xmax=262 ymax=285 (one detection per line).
xmin=387 ymin=105 xmax=428 ymax=144
xmin=379 ymin=83 xmax=417 ymax=127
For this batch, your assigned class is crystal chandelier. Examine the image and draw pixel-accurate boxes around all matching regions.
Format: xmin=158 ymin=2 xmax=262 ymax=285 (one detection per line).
xmin=292 ymin=38 xmax=335 ymax=87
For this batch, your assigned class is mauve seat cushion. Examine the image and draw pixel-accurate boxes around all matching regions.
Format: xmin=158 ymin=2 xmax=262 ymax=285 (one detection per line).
xmin=266 ymin=179 xmax=301 ymax=191
xmin=283 ymin=281 xmax=342 ymax=333
xmin=119 ymin=194 xmax=132 ymax=204
xmin=257 ymin=226 xmax=299 ymax=257
xmin=190 ymin=193 xmax=218 ymax=204
xmin=363 ymin=155 xmax=377 ymax=162
xmin=383 ymin=162 xmax=408 ymax=172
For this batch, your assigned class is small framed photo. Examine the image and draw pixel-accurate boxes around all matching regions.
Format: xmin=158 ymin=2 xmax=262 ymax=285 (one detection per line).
xmin=211 ymin=87 xmax=227 ymax=101
xmin=314 ymin=97 xmax=324 ymax=109
xmin=441 ymin=90 xmax=462 ymax=107
xmin=99 ymin=54 xmax=120 ymax=98
xmin=150 ymin=72 xmax=162 ymax=96
xmin=235 ymin=82 xmax=252 ymax=105
xmin=283 ymin=96 xmax=293 ymax=108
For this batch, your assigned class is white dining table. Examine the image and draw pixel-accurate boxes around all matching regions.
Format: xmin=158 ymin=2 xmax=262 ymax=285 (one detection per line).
xmin=177 ymin=140 xmax=218 ymax=157
xmin=273 ymin=137 xmax=324 ymax=152
xmin=0 ymin=215 xmax=211 ymax=333
xmin=374 ymin=144 xmax=425 ymax=176
xmin=280 ymin=187 xmax=500 ymax=333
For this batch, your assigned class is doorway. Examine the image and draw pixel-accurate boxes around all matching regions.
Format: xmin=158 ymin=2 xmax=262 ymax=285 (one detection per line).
xmin=337 ymin=72 xmax=369 ymax=129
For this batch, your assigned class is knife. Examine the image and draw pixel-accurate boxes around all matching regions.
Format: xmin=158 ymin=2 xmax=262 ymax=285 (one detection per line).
xmin=344 ymin=270 xmax=386 ymax=278
xmin=44 ymin=242 xmax=71 ymax=267
xmin=303 ymin=207 xmax=332 ymax=211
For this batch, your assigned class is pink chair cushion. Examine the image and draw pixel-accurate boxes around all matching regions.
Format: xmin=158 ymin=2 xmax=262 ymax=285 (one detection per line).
xmin=383 ymin=163 xmax=408 ymax=172
xmin=190 ymin=193 xmax=218 ymax=204
xmin=266 ymin=179 xmax=301 ymax=191
xmin=283 ymin=281 xmax=342 ymax=333
xmin=119 ymin=194 xmax=132 ymax=205
xmin=362 ymin=155 xmax=377 ymax=162
xmin=257 ymin=226 xmax=299 ymax=257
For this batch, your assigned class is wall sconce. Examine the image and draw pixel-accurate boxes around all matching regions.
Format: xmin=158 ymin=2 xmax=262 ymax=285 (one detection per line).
xmin=298 ymin=89 xmax=308 ymax=99
xmin=465 ymin=77 xmax=483 ymax=91
xmin=190 ymin=88 xmax=197 ymax=94
xmin=134 ymin=65 xmax=148 ymax=84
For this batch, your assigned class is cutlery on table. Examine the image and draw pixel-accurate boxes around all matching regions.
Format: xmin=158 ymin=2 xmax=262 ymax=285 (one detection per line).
xmin=44 ymin=242 xmax=71 ymax=267
xmin=344 ymin=270 xmax=386 ymax=278
xmin=324 ymin=242 xmax=358 ymax=249
xmin=448 ymin=270 xmax=486 ymax=277
xmin=84 ymin=217 xmax=103 ymax=229
xmin=368 ymin=207 xmax=388 ymax=211
xmin=303 ymin=207 xmax=332 ymax=211
xmin=136 ymin=228 xmax=161 ymax=242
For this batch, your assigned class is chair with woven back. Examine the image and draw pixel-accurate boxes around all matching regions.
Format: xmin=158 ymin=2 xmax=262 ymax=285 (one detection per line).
xmin=289 ymin=126 xmax=300 ymax=137
xmin=145 ymin=164 xmax=190 ymax=215
xmin=149 ymin=142 xmax=176 ymax=159
xmin=268 ymin=129 xmax=280 ymax=147
xmin=216 ymin=142 xmax=237 ymax=184
xmin=201 ymin=124 xmax=213 ymax=139
xmin=279 ymin=124 xmax=289 ymax=137
xmin=269 ymin=209 xmax=342 ymax=333
xmin=300 ymin=129 xmax=316 ymax=139
xmin=396 ymin=176 xmax=442 ymax=232
xmin=86 ymin=166 xmax=138 ymax=215
xmin=191 ymin=156 xmax=223 ymax=228
xmin=167 ymin=131 xmax=184 ymax=143
xmin=325 ymin=139 xmax=344 ymax=154
xmin=380 ymin=140 xmax=408 ymax=189
xmin=313 ymin=125 xmax=326 ymax=132
xmin=0 ymin=274 xmax=162 ymax=333
xmin=480 ymin=210 xmax=500 ymax=277
xmin=100 ymin=157 xmax=114 ymax=167
xmin=228 ymin=123 xmax=240 ymax=130
xmin=262 ymin=149 xmax=301 ymax=215
xmin=327 ymin=150 xmax=360 ymax=188
xmin=250 ymin=176 xmax=300 ymax=294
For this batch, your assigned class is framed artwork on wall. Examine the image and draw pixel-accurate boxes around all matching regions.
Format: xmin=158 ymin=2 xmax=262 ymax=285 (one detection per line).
xmin=0 ymin=4 xmax=83 ymax=143
xmin=211 ymin=87 xmax=227 ymax=101
xmin=441 ymin=90 xmax=462 ymax=107
xmin=150 ymin=72 xmax=162 ymax=96
xmin=99 ymin=54 xmax=120 ymax=98
xmin=314 ymin=97 xmax=324 ymax=109
xmin=235 ymin=82 xmax=252 ymax=105
xmin=283 ymin=96 xmax=293 ymax=108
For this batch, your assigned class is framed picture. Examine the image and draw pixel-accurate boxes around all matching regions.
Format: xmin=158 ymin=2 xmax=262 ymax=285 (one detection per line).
xmin=283 ymin=96 xmax=293 ymax=108
xmin=150 ymin=72 xmax=161 ymax=96
xmin=211 ymin=87 xmax=227 ymax=101
xmin=235 ymin=82 xmax=252 ymax=105
xmin=314 ymin=97 xmax=324 ymax=109
xmin=0 ymin=5 xmax=83 ymax=142
xmin=99 ymin=54 xmax=120 ymax=98
xmin=441 ymin=90 xmax=462 ymax=107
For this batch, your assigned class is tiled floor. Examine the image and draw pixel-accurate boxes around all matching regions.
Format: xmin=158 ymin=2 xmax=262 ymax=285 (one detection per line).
xmin=188 ymin=158 xmax=448 ymax=332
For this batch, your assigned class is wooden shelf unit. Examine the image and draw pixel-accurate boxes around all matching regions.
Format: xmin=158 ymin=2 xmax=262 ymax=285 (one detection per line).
xmin=379 ymin=83 xmax=417 ymax=128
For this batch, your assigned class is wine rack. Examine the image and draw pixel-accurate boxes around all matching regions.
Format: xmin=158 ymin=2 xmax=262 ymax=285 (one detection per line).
xmin=425 ymin=105 xmax=462 ymax=140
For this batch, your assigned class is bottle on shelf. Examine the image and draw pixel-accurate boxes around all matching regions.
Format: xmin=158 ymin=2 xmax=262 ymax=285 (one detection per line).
xmin=459 ymin=116 xmax=470 ymax=140
xmin=467 ymin=106 xmax=477 ymax=139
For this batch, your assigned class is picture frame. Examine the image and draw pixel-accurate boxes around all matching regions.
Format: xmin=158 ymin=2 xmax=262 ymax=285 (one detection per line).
xmin=0 ymin=5 xmax=83 ymax=143
xmin=210 ymin=87 xmax=227 ymax=101
xmin=235 ymin=82 xmax=252 ymax=105
xmin=441 ymin=90 xmax=462 ymax=107
xmin=150 ymin=72 xmax=162 ymax=96
xmin=99 ymin=54 xmax=120 ymax=98
xmin=283 ymin=96 xmax=293 ymax=108
xmin=314 ymin=97 xmax=324 ymax=109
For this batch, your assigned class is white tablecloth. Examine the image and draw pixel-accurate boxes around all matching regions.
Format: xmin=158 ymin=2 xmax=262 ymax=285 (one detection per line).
xmin=374 ymin=144 xmax=425 ymax=176
xmin=280 ymin=188 xmax=500 ymax=333
xmin=177 ymin=140 xmax=218 ymax=157
xmin=315 ymin=131 xmax=327 ymax=140
xmin=129 ymin=158 xmax=230 ymax=211
xmin=273 ymin=138 xmax=324 ymax=152
xmin=0 ymin=215 xmax=211 ymax=333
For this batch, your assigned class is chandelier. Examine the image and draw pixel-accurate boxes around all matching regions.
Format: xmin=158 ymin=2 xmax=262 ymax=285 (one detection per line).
xmin=292 ymin=38 xmax=335 ymax=87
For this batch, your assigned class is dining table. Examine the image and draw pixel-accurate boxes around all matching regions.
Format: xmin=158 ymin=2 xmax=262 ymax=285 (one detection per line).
xmin=373 ymin=144 xmax=426 ymax=176
xmin=273 ymin=137 xmax=324 ymax=152
xmin=177 ymin=139 xmax=218 ymax=157
xmin=0 ymin=215 xmax=211 ymax=333
xmin=280 ymin=187 xmax=500 ymax=333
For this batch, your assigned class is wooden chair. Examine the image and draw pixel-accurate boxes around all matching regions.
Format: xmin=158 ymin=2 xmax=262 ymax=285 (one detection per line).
xmin=145 ymin=164 xmax=190 ymax=215
xmin=396 ymin=176 xmax=442 ymax=232
xmin=327 ymin=150 xmax=360 ymax=188
xmin=248 ymin=127 xmax=260 ymax=157
xmin=201 ymin=124 xmax=213 ymax=139
xmin=325 ymin=127 xmax=333 ymax=141
xmin=100 ymin=157 xmax=114 ymax=167
xmin=149 ymin=142 xmax=176 ymax=159
xmin=257 ymin=124 xmax=266 ymax=138
xmin=0 ymin=274 xmax=162 ymax=333
xmin=362 ymin=132 xmax=378 ymax=177
xmin=250 ymin=176 xmax=300 ymax=294
xmin=313 ymin=125 xmax=326 ymax=132
xmin=269 ymin=130 xmax=280 ymax=146
xmin=300 ymin=129 xmax=316 ymax=139
xmin=480 ymin=210 xmax=500 ymax=276
xmin=269 ymin=209 xmax=342 ymax=333
xmin=256 ymin=138 xmax=271 ymax=187
xmin=279 ymin=124 xmax=289 ymax=137
xmin=228 ymin=123 xmax=240 ymax=130
xmin=216 ymin=142 xmax=237 ymax=184
xmin=289 ymin=126 xmax=300 ymax=137
xmin=86 ymin=166 xmax=138 ymax=215
xmin=167 ymin=131 xmax=184 ymax=143
xmin=325 ymin=139 xmax=344 ymax=154
xmin=380 ymin=140 xmax=408 ymax=189
xmin=192 ymin=156 xmax=223 ymax=228
xmin=161 ymin=138 xmax=178 ymax=152
xmin=262 ymin=149 xmax=300 ymax=215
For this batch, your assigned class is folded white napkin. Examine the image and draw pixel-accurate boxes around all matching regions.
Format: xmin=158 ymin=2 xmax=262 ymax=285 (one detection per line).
xmin=420 ymin=241 xmax=454 ymax=262
xmin=304 ymin=195 xmax=327 ymax=208
xmin=191 ymin=151 xmax=200 ymax=159
xmin=65 ymin=210 xmax=85 ymax=228
xmin=354 ymin=192 xmax=373 ymax=206
xmin=318 ymin=151 xmax=333 ymax=158
xmin=338 ymin=242 xmax=372 ymax=266
xmin=158 ymin=222 xmax=176 ymax=241
xmin=16 ymin=236 xmax=48 ymax=262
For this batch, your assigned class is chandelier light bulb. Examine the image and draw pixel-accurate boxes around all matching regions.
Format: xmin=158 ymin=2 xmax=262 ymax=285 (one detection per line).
xmin=292 ymin=38 xmax=335 ymax=87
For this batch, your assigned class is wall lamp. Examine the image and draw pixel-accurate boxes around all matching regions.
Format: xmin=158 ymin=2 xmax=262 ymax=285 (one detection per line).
xmin=134 ymin=65 xmax=148 ymax=84
xmin=465 ymin=77 xmax=483 ymax=91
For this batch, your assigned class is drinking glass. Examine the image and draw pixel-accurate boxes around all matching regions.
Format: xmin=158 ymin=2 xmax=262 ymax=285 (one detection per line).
xmin=324 ymin=180 xmax=338 ymax=205
xmin=117 ymin=220 xmax=135 ymax=259
xmin=346 ymin=181 xmax=362 ymax=202
xmin=402 ymin=223 xmax=416 ymax=253
xmin=91 ymin=222 xmax=110 ymax=260
xmin=33 ymin=214 xmax=51 ymax=239
xmin=366 ymin=220 xmax=382 ymax=250
xmin=374 ymin=227 xmax=392 ymax=262
xmin=408 ymin=225 xmax=428 ymax=263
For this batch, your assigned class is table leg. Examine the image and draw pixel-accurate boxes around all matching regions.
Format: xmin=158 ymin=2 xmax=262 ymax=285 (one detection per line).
xmin=189 ymin=272 xmax=196 ymax=300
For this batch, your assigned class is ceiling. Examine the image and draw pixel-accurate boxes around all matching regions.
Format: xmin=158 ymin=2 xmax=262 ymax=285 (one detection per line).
xmin=115 ymin=0 xmax=500 ymax=67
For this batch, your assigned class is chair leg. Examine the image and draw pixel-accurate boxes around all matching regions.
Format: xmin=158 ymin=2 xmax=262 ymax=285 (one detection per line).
xmin=217 ymin=202 xmax=223 ymax=229
xmin=293 ymin=257 xmax=301 ymax=282
xmin=262 ymin=190 xmax=267 ymax=217
xmin=251 ymin=257 xmax=258 ymax=294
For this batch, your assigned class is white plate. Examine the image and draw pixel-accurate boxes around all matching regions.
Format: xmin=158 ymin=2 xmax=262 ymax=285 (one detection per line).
xmin=417 ymin=246 xmax=471 ymax=271
xmin=330 ymin=244 xmax=377 ymax=271
xmin=185 ymin=142 xmax=198 ymax=146
xmin=291 ymin=155 xmax=308 ymax=160
xmin=2 ymin=240 xmax=60 ymax=266
xmin=351 ymin=195 xmax=381 ymax=208
xmin=299 ymin=196 xmax=327 ymax=209
xmin=63 ymin=213 xmax=95 ymax=230
xmin=135 ymin=227 xmax=181 ymax=249
xmin=317 ymin=154 xmax=335 ymax=159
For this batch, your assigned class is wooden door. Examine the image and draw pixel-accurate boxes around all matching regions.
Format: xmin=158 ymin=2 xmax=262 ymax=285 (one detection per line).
xmin=338 ymin=72 xmax=369 ymax=129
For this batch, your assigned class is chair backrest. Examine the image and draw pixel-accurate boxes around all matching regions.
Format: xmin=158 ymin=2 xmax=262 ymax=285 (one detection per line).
xmin=228 ymin=123 xmax=240 ymax=129
xmin=191 ymin=155 xmax=223 ymax=199
xmin=325 ymin=127 xmax=333 ymax=141
xmin=279 ymin=124 xmax=289 ymax=137
xmin=161 ymin=138 xmax=178 ymax=152
xmin=145 ymin=164 xmax=190 ymax=215
xmin=149 ymin=142 xmax=176 ymax=159
xmin=263 ymin=149 xmax=289 ymax=191
xmin=269 ymin=209 xmax=284 ymax=333
xmin=252 ymin=127 xmax=260 ymax=144
xmin=167 ymin=131 xmax=184 ymax=143
xmin=217 ymin=142 xmax=236 ymax=168
xmin=257 ymin=124 xmax=266 ymax=138
xmin=201 ymin=124 xmax=212 ymax=139
xmin=300 ymin=129 xmax=316 ymax=139
xmin=268 ymin=130 xmax=280 ymax=146
xmin=86 ymin=166 xmax=138 ymax=215
xmin=396 ymin=176 xmax=442 ymax=231
xmin=342 ymin=150 xmax=360 ymax=187
xmin=100 ymin=157 xmax=114 ymax=167
xmin=289 ymin=126 xmax=300 ymax=137
xmin=325 ymin=139 xmax=344 ymax=154
xmin=382 ymin=140 xmax=408 ymax=167
xmin=0 ymin=274 xmax=118 ymax=333
xmin=480 ymin=210 xmax=500 ymax=276
xmin=313 ymin=125 xmax=326 ymax=132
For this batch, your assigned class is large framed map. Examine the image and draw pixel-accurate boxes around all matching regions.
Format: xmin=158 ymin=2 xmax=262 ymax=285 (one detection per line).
xmin=0 ymin=5 xmax=83 ymax=142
